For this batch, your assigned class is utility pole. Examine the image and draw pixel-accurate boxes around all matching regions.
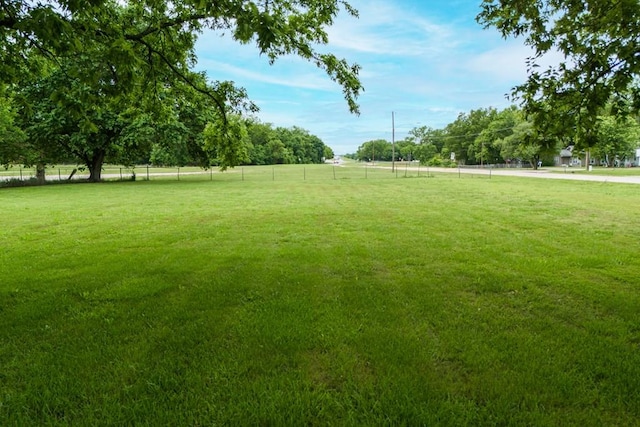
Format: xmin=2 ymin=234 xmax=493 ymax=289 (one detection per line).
xmin=391 ymin=111 xmax=395 ymax=173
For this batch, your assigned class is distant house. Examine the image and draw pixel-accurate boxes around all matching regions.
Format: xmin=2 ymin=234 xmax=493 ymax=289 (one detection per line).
xmin=555 ymin=145 xmax=581 ymax=167
xmin=555 ymin=145 xmax=640 ymax=167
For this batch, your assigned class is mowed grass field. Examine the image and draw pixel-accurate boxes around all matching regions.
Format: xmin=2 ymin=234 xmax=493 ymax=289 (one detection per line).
xmin=1 ymin=165 xmax=639 ymax=425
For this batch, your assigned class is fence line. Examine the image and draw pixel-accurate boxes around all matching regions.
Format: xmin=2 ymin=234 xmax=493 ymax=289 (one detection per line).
xmin=1 ymin=163 xmax=508 ymax=185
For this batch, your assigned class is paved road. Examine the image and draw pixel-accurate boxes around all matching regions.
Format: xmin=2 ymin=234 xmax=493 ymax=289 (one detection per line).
xmin=379 ymin=165 xmax=640 ymax=185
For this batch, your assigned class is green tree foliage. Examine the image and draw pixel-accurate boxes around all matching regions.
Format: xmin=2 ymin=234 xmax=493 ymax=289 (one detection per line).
xmin=443 ymin=108 xmax=498 ymax=165
xmin=323 ymin=145 xmax=335 ymax=161
xmin=494 ymin=118 xmax=562 ymax=168
xmin=355 ymin=139 xmax=392 ymax=162
xmin=1 ymin=0 xmax=362 ymax=180
xmin=9 ymin=70 xmax=78 ymax=181
xmin=363 ymin=103 xmax=637 ymax=170
xmin=1 ymin=0 xmax=362 ymax=115
xmin=409 ymin=126 xmax=446 ymax=154
xmin=395 ymin=139 xmax=416 ymax=161
xmin=203 ymin=114 xmax=250 ymax=170
xmin=397 ymin=106 xmax=568 ymax=168
xmin=245 ymin=120 xmax=273 ymax=165
xmin=244 ymin=120 xmax=331 ymax=166
xmin=478 ymin=0 xmax=640 ymax=145
xmin=592 ymin=115 xmax=640 ymax=166
xmin=474 ymin=106 xmax=522 ymax=166
xmin=11 ymin=65 xmax=184 ymax=181
xmin=495 ymin=120 xmax=537 ymax=167
xmin=7 ymin=58 xmax=221 ymax=179
xmin=0 ymin=94 xmax=27 ymax=174
xmin=274 ymin=127 xmax=327 ymax=164
xmin=407 ymin=126 xmax=450 ymax=165
xmin=146 ymin=79 xmax=218 ymax=168
xmin=413 ymin=143 xmax=437 ymax=165
xmin=266 ymin=136 xmax=294 ymax=165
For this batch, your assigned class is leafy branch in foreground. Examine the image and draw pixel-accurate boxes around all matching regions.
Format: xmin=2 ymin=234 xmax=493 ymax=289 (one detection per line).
xmin=478 ymin=0 xmax=640 ymax=150
xmin=1 ymin=0 xmax=362 ymax=116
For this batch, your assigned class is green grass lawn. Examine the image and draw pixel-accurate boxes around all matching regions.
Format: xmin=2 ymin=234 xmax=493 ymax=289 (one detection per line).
xmin=1 ymin=167 xmax=639 ymax=425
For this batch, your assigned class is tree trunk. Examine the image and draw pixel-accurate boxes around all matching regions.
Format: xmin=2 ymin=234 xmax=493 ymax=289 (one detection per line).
xmin=87 ymin=151 xmax=106 ymax=182
xmin=35 ymin=163 xmax=46 ymax=184
xmin=585 ymin=150 xmax=590 ymax=170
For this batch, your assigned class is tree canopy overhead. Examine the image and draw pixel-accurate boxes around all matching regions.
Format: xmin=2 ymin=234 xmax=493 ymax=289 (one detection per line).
xmin=1 ymin=0 xmax=363 ymax=116
xmin=478 ymin=0 xmax=640 ymax=142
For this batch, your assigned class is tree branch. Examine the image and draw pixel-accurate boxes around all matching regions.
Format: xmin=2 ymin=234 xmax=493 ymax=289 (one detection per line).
xmin=125 ymin=13 xmax=206 ymax=41
xmin=134 ymin=37 xmax=228 ymax=125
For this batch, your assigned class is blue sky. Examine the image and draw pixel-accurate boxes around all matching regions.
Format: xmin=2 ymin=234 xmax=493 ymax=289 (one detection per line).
xmin=194 ymin=0 xmax=549 ymax=155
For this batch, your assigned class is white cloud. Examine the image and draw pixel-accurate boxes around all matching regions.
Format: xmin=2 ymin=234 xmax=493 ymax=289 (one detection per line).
xmin=326 ymin=0 xmax=459 ymax=58
xmin=196 ymin=58 xmax=335 ymax=91
xmin=466 ymin=42 xmax=534 ymax=82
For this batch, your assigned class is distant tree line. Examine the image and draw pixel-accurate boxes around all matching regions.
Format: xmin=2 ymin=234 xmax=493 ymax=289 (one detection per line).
xmin=151 ymin=117 xmax=334 ymax=169
xmin=242 ymin=122 xmax=334 ymax=167
xmin=348 ymin=104 xmax=640 ymax=169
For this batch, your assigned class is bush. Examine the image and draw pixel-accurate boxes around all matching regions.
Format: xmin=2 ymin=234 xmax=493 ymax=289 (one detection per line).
xmin=424 ymin=155 xmax=457 ymax=168
xmin=427 ymin=156 xmax=444 ymax=167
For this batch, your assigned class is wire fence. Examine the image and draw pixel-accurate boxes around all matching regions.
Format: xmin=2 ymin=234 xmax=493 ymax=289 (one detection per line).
xmin=1 ymin=162 xmax=516 ymax=186
xmin=0 ymin=165 xmax=138 ymax=182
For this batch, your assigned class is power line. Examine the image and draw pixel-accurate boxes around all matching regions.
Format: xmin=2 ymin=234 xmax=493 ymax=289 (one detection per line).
xmin=381 ymin=125 xmax=520 ymax=141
